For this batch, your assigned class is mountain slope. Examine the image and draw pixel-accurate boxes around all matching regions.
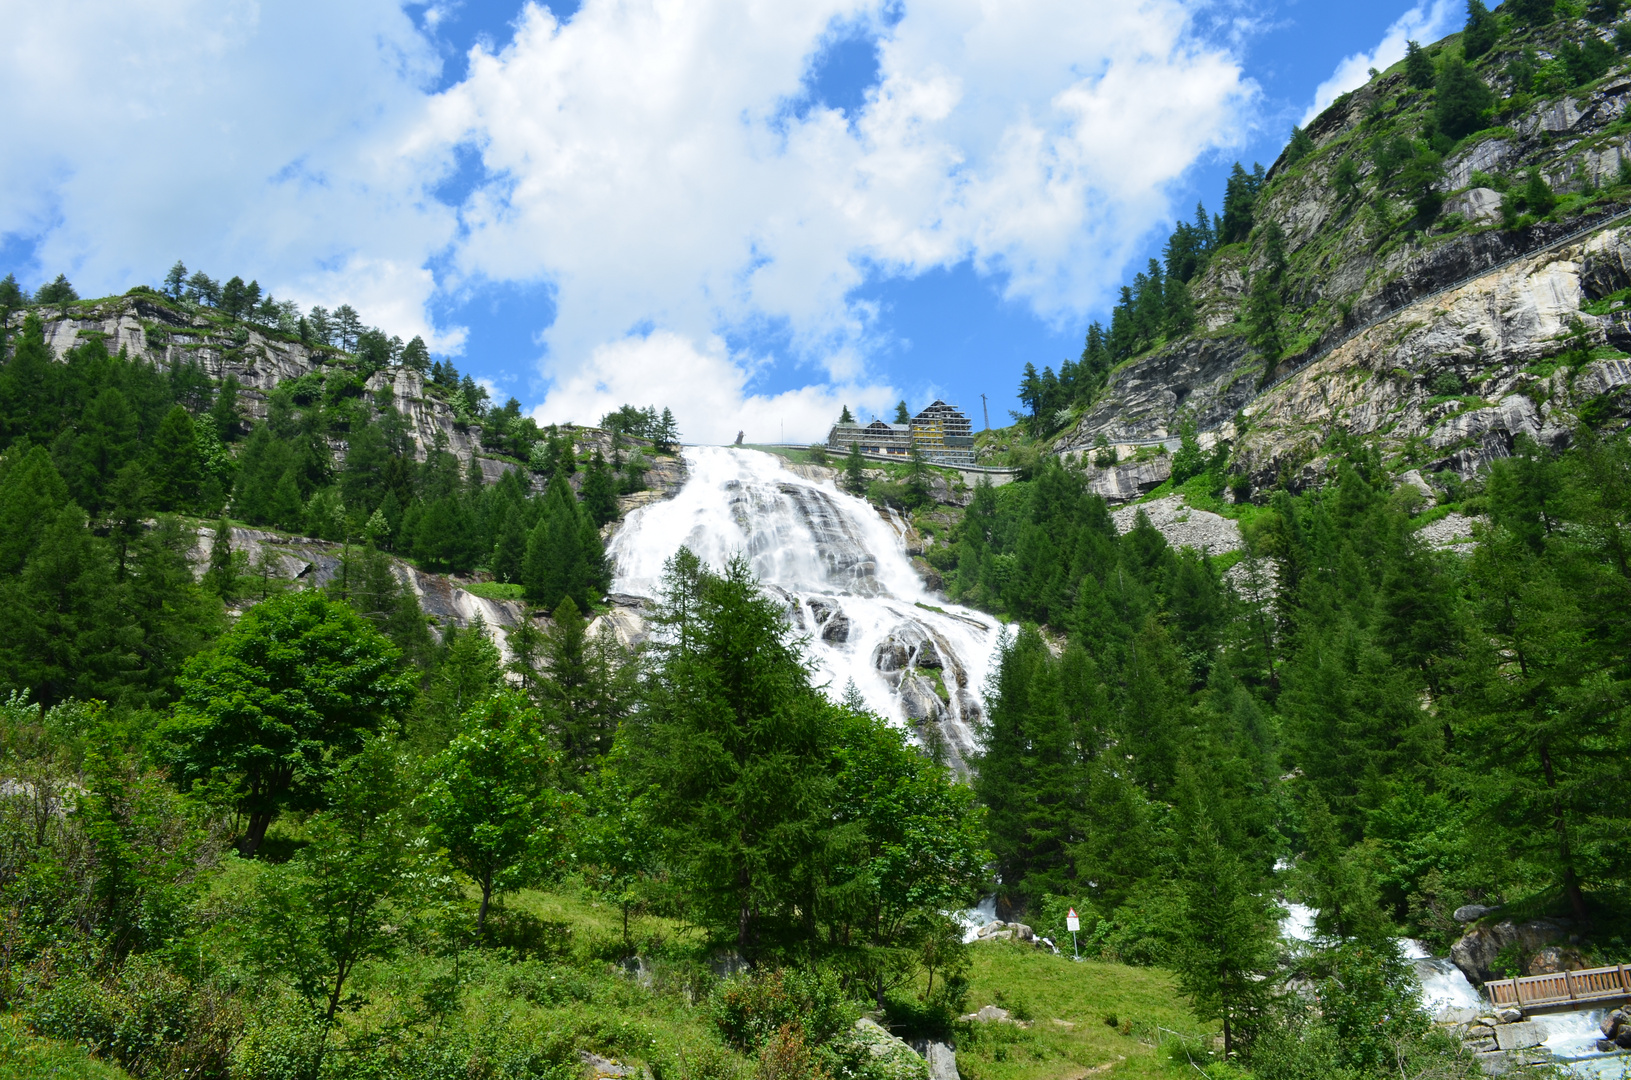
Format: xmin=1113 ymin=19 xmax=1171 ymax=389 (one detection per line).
xmin=1055 ymin=11 xmax=1631 ymax=498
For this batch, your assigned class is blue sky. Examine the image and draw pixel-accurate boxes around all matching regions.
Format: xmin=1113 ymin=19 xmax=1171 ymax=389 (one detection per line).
xmin=0 ymin=0 xmax=1465 ymax=443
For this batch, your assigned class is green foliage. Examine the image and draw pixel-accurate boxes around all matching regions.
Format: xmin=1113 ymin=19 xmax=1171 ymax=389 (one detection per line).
xmin=1284 ymin=126 xmax=1314 ymax=167
xmin=1463 ymin=0 xmax=1498 ymax=61
xmin=710 ymin=968 xmax=856 ymax=1055
xmin=844 ymin=443 xmax=867 ymax=495
xmin=159 ymin=590 xmax=413 ymax=855
xmin=1505 ymin=0 xmax=1555 ymax=25
xmin=1168 ymin=815 xmax=1279 ymax=1056
xmin=523 ymin=471 xmax=610 ymax=612
xmin=1435 ymin=56 xmax=1491 ymax=141
xmin=1403 ymin=41 xmax=1434 ymax=91
xmin=421 ymin=691 xmax=579 ymax=929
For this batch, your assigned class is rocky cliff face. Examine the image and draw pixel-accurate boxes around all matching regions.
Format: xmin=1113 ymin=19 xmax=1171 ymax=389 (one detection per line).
xmin=16 ymin=294 xmax=490 ymax=468
xmin=1055 ymin=43 xmax=1631 ymax=494
xmin=11 ymin=293 xmax=685 ymax=495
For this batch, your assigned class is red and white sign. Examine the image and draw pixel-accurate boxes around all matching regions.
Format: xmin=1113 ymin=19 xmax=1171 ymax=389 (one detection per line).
xmin=1066 ymin=908 xmax=1080 ymax=933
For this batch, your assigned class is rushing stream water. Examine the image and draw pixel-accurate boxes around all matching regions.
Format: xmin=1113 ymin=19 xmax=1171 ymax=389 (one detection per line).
xmin=607 ymin=447 xmax=998 ymax=771
xmin=1279 ymin=903 xmax=1627 ymax=1076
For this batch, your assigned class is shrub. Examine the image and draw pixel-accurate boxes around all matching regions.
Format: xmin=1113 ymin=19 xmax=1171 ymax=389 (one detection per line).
xmin=709 ymin=969 xmax=856 ymax=1055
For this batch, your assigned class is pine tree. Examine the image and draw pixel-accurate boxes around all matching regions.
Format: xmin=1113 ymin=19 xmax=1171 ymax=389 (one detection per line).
xmin=492 ymin=504 xmax=528 ymax=584
xmin=839 ymin=404 xmax=855 ymax=424
xmin=35 ymin=274 xmax=78 ymax=308
xmin=67 ymin=387 xmax=140 ymax=514
xmin=1404 ymin=40 xmax=1435 ymax=91
xmin=1169 ymin=815 xmax=1278 ymax=1056
xmin=1245 ymin=272 xmax=1285 ymax=368
xmin=267 ymin=468 xmax=303 ymax=533
xmin=1219 ymin=162 xmax=1262 ymax=244
xmin=580 ymin=450 xmax=619 ymax=526
xmin=1463 ymin=0 xmax=1498 ymax=60
xmin=419 ymin=617 xmax=504 ymax=751
xmin=844 ymin=444 xmax=867 ymax=496
xmin=893 ymin=400 xmax=911 ymax=424
xmin=204 ymin=519 xmax=236 ymax=599
xmin=149 ymin=405 xmax=202 ymax=512
xmin=522 ymin=472 xmax=606 ymax=611
xmin=616 ymin=551 xmax=841 ymax=960
xmin=1284 ymin=125 xmax=1314 ymax=166
xmin=655 ymin=408 xmax=678 ymax=452
xmin=163 ymin=261 xmax=188 ymax=300
xmin=1436 ymin=56 xmax=1492 ymax=141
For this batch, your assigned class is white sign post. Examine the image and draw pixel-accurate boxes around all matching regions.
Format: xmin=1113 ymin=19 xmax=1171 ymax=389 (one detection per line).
xmin=1067 ymin=908 xmax=1080 ymax=961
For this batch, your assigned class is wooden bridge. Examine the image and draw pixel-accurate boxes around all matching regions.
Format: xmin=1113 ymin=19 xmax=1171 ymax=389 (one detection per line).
xmin=1486 ymin=965 xmax=1631 ymax=1010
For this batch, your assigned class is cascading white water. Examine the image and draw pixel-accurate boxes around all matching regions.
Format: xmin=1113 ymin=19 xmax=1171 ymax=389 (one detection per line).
xmin=607 ymin=446 xmax=998 ymax=771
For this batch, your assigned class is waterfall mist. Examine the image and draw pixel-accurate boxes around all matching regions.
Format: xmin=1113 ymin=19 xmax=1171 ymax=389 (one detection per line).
xmin=608 ymin=447 xmax=997 ymax=771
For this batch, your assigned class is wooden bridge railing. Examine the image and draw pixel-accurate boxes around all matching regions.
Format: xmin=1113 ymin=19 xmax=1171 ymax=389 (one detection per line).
xmin=1486 ymin=964 xmax=1631 ymax=1008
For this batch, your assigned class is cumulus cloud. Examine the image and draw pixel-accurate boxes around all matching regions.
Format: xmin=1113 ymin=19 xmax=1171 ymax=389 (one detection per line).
xmin=2 ymin=0 xmax=1257 ymax=444
xmin=1300 ymin=0 xmax=1458 ymax=126
xmin=424 ymin=0 xmax=1255 ymax=441
xmin=540 ymin=330 xmax=899 ymax=444
xmin=0 ymin=0 xmax=462 ymax=348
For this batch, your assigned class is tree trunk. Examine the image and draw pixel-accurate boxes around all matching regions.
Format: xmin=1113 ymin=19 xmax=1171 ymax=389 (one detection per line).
xmin=241 ymin=811 xmax=274 ymax=857
xmin=1538 ymin=744 xmax=1590 ymax=924
xmin=478 ymin=880 xmax=492 ymax=932
xmin=1222 ymin=1012 xmax=1233 ymax=1058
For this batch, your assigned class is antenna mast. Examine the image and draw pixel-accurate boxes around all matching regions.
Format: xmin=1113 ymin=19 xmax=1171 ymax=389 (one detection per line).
xmin=980 ymin=393 xmax=990 ymax=430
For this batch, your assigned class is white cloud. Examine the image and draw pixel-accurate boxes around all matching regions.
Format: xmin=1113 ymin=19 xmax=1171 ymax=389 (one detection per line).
xmin=426 ymin=0 xmax=1254 ymax=439
xmin=535 ymin=330 xmax=898 ymax=444
xmin=2 ymin=0 xmax=1257 ymax=444
xmin=1301 ymin=1 xmax=1458 ymax=126
xmin=0 ymin=0 xmax=461 ymax=347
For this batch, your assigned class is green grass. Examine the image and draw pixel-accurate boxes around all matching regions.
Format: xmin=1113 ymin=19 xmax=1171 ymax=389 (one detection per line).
xmin=952 ymin=942 xmax=1209 ymax=1080
xmin=0 ymin=1014 xmax=133 ymax=1079
xmin=459 ymin=581 xmax=525 ymax=601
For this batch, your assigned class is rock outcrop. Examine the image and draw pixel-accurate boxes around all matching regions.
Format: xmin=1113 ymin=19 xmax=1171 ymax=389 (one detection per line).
xmin=1051 ymin=59 xmax=1631 ymax=494
xmin=1449 ymin=917 xmax=1578 ymax=986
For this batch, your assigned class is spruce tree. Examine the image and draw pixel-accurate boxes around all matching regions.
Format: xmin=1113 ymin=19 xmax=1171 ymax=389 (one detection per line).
xmin=893 ymin=400 xmax=911 ymax=424
xmin=580 ymin=450 xmax=619 ymax=526
xmin=1284 ymin=125 xmax=1314 ymax=167
xmin=1403 ymin=40 xmax=1435 ymax=90
xmin=1169 ymin=815 xmax=1278 ymax=1056
xmin=1463 ymin=0 xmax=1497 ymax=61
xmin=844 ymin=444 xmax=867 ymax=496
xmin=838 ymin=404 xmax=855 ymax=424
xmin=1436 ymin=56 xmax=1492 ymax=140
xmin=492 ymin=505 xmax=528 ymax=584
xmin=204 ymin=519 xmax=237 ymax=600
xmin=149 ymin=405 xmax=202 ymax=512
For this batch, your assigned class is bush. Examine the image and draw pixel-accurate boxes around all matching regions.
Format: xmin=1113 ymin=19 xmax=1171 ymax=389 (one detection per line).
xmin=709 ymin=968 xmax=856 ymax=1055
xmin=26 ymin=959 xmax=239 ymax=1079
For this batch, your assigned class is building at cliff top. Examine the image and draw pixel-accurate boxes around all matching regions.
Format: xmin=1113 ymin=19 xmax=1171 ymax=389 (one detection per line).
xmin=827 ymin=400 xmax=976 ymax=465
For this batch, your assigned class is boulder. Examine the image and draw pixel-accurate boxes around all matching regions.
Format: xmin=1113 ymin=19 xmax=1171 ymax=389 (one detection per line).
xmin=1493 ymin=1021 xmax=1545 ymax=1051
xmin=847 ymin=1018 xmax=931 ymax=1080
xmin=1442 ymin=187 xmax=1503 ymax=225
xmin=1454 ymin=905 xmax=1495 ymax=924
xmin=911 ymin=1039 xmax=960 ymax=1080
xmin=820 ymin=612 xmax=851 ymax=644
xmin=1494 ymin=1008 xmax=1522 ymax=1025
xmin=578 ymin=1051 xmax=640 ymax=1078
xmin=1601 ymin=1009 xmax=1631 ymax=1049
xmin=1526 ymin=944 xmax=1588 ymax=976
xmin=961 ymin=1005 xmax=1012 ymax=1023
xmin=1450 ymin=918 xmax=1573 ymax=985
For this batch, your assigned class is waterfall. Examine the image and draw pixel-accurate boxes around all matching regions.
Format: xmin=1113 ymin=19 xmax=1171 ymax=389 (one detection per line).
xmin=607 ymin=446 xmax=998 ymax=772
